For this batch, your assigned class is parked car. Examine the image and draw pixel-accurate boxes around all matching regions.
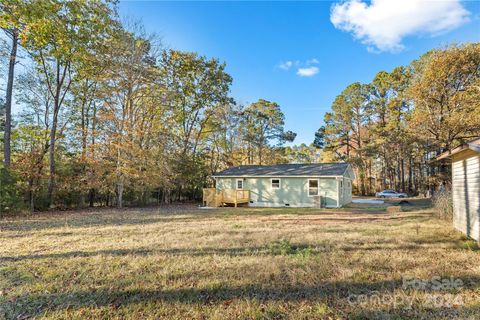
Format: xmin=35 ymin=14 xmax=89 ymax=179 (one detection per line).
xmin=375 ymin=190 xmax=408 ymax=198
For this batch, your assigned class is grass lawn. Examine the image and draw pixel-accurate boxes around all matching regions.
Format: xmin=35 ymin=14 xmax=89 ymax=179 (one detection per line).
xmin=1 ymin=203 xmax=480 ymax=319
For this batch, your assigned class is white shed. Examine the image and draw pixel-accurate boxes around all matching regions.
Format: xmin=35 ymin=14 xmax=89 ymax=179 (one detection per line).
xmin=438 ymin=138 xmax=480 ymax=241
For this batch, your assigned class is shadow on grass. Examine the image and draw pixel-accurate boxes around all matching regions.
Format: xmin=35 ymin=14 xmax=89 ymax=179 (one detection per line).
xmin=264 ymin=215 xmax=432 ymax=225
xmin=2 ymin=277 xmax=479 ymax=319
xmin=1 ymin=234 xmax=468 ymax=263
xmin=349 ymin=303 xmax=480 ymax=320
xmin=0 ymin=214 xmax=205 ymax=232
xmin=0 ymin=207 xmax=431 ymax=232
xmin=0 ymin=247 xmax=259 ymax=262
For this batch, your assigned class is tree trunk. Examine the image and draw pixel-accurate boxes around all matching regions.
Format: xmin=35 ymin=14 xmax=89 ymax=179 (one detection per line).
xmin=258 ymin=145 xmax=263 ymax=165
xmin=27 ymin=178 xmax=34 ymax=212
xmin=408 ymin=156 xmax=413 ymax=193
xmin=346 ymin=135 xmax=350 ymax=158
xmin=3 ymin=29 xmax=18 ymax=168
xmin=81 ymin=94 xmax=87 ymax=160
xmin=413 ymin=163 xmax=417 ymax=195
xmin=359 ymin=166 xmax=366 ymax=196
xmin=382 ymin=150 xmax=387 ymax=190
xmin=249 ymin=142 xmax=252 ymax=164
xmin=91 ymin=103 xmax=97 ymax=157
xmin=47 ymin=108 xmax=59 ymax=207
xmin=79 ymin=81 xmax=90 ymax=208
xmin=88 ymin=188 xmax=95 ymax=207
xmin=89 ymin=104 xmax=97 ymax=208
xmin=117 ymin=185 xmax=123 ymax=208
xmin=368 ymin=160 xmax=373 ymax=194
xmin=46 ymin=59 xmax=70 ymax=208
xmin=117 ymin=174 xmax=124 ymax=208
xmin=401 ymin=158 xmax=405 ymax=192
xmin=396 ymin=159 xmax=401 ymax=191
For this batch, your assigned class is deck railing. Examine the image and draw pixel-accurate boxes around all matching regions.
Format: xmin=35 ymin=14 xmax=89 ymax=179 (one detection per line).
xmin=202 ymin=188 xmax=250 ymax=207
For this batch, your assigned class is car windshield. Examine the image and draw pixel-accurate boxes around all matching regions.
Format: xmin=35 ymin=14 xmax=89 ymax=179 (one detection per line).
xmin=383 ymin=190 xmax=395 ymax=193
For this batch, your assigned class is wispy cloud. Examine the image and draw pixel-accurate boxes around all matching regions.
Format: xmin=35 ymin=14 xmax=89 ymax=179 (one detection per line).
xmin=297 ymin=66 xmax=319 ymax=77
xmin=277 ymin=58 xmax=319 ymax=77
xmin=278 ymin=61 xmax=294 ymax=70
xmin=330 ymin=0 xmax=470 ymax=52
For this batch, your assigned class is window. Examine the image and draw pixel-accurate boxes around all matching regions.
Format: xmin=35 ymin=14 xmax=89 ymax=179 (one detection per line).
xmin=271 ymin=179 xmax=280 ymax=189
xmin=236 ymin=179 xmax=243 ymax=190
xmin=308 ymin=179 xmax=319 ymax=196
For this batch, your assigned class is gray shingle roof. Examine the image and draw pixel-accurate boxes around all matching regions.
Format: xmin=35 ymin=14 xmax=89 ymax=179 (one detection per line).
xmin=214 ymin=163 xmax=349 ymax=177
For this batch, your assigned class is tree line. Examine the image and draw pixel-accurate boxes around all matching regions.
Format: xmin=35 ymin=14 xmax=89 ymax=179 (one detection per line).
xmin=316 ymin=43 xmax=480 ymax=196
xmin=1 ymin=1 xmax=478 ymax=212
xmin=0 ymin=0 xmax=300 ymax=212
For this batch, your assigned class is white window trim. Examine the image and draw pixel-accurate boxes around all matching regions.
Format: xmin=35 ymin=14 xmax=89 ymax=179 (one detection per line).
xmin=236 ymin=179 xmax=243 ymax=190
xmin=271 ymin=178 xmax=281 ymax=189
xmin=307 ymin=179 xmax=319 ymax=197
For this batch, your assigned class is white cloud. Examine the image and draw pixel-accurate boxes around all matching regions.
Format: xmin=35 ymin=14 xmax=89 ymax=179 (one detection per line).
xmin=277 ymin=59 xmax=320 ymax=77
xmin=278 ymin=61 xmax=294 ymax=70
xmin=330 ymin=0 xmax=470 ymax=52
xmin=297 ymin=66 xmax=319 ymax=77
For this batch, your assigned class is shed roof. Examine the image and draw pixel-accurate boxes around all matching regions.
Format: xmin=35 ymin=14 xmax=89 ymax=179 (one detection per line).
xmin=436 ymin=138 xmax=480 ymax=160
xmin=214 ymin=163 xmax=350 ymax=177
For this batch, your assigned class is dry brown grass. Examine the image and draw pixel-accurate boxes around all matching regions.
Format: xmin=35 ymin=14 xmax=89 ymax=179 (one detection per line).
xmin=433 ymin=190 xmax=454 ymax=220
xmin=1 ymin=204 xmax=479 ymax=319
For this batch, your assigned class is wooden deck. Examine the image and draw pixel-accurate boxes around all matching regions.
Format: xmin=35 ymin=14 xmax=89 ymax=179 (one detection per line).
xmin=203 ymin=188 xmax=250 ymax=207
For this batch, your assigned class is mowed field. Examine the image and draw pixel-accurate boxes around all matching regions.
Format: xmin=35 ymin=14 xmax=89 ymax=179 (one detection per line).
xmin=1 ymin=203 xmax=480 ymax=319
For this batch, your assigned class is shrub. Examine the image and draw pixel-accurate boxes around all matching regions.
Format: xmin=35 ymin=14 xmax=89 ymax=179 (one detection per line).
xmin=0 ymin=167 xmax=24 ymax=214
xmin=433 ymin=189 xmax=453 ymax=220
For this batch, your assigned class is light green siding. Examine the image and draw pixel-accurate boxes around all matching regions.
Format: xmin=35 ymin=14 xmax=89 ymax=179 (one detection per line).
xmin=216 ymin=178 xmax=236 ymax=190
xmin=318 ymin=178 xmax=338 ymax=207
xmin=342 ymin=177 xmax=353 ymax=205
xmin=215 ymin=176 xmax=347 ymax=207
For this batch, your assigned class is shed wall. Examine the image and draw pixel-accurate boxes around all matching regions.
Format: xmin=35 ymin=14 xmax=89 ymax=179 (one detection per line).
xmin=452 ymin=150 xmax=480 ymax=241
xmin=342 ymin=177 xmax=353 ymax=205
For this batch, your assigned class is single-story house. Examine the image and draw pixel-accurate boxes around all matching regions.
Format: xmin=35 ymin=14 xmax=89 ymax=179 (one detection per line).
xmin=437 ymin=138 xmax=480 ymax=241
xmin=211 ymin=163 xmax=354 ymax=208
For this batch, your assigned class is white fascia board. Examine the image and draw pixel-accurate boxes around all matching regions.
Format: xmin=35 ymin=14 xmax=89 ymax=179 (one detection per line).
xmin=468 ymin=143 xmax=480 ymax=153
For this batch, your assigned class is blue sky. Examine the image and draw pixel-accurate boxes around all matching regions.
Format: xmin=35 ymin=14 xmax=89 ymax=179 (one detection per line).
xmin=120 ymin=0 xmax=480 ymax=145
